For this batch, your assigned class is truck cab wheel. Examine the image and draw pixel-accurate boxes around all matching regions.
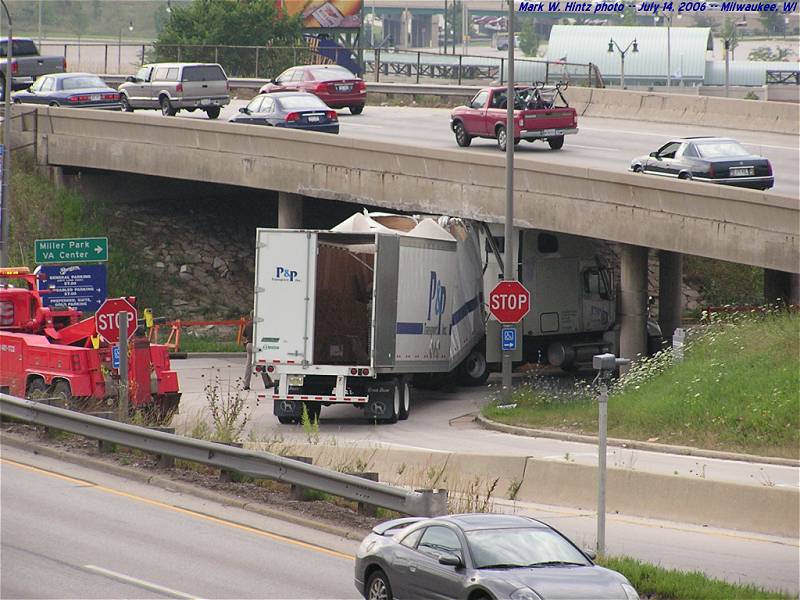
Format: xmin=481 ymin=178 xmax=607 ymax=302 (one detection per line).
xmin=26 ymin=377 xmax=47 ymax=398
xmin=51 ymin=380 xmax=72 ymax=408
xmin=459 ymin=347 xmax=490 ymax=386
xmin=547 ymin=135 xmax=565 ymax=150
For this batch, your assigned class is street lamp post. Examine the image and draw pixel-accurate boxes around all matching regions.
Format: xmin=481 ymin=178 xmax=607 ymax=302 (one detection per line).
xmin=608 ymin=37 xmax=638 ymax=89
xmin=118 ymin=20 xmax=134 ymax=74
xmin=1 ymin=0 xmax=13 ymax=268
xmin=502 ymin=0 xmax=515 ymax=399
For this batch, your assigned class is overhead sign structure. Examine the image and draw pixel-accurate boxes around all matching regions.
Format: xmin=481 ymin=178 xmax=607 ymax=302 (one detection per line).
xmin=37 ymin=264 xmax=107 ymax=312
xmin=95 ymin=298 xmax=138 ymax=344
xmin=35 ymin=237 xmax=108 ymax=264
xmin=489 ymin=280 xmax=531 ymax=324
xmin=282 ymin=0 xmax=362 ymax=28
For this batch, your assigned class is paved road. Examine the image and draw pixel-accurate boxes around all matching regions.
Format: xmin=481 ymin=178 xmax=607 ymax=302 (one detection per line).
xmin=171 ymin=357 xmax=800 ymax=491
xmin=132 ymin=100 xmax=800 ymax=197
xmin=2 ymin=444 xmax=798 ymax=595
xmin=0 ymin=447 xmax=357 ymax=599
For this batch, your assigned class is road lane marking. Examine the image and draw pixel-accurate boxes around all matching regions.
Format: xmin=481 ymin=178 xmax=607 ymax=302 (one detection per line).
xmin=566 ymin=144 xmax=619 ymax=152
xmin=1 ymin=458 xmax=354 ymax=561
xmin=84 ymin=565 xmax=200 ymax=599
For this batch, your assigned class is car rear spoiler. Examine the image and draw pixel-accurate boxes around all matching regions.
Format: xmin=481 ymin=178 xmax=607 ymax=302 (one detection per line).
xmin=372 ymin=517 xmax=426 ymax=536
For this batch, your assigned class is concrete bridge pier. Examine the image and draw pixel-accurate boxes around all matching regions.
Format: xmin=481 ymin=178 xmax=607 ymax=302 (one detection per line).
xmin=411 ymin=14 xmax=436 ymax=48
xmin=658 ymin=250 xmax=684 ymax=341
xmin=764 ymin=269 xmax=800 ymax=305
xmin=278 ymin=192 xmax=303 ymax=229
xmin=619 ymin=244 xmax=649 ymax=371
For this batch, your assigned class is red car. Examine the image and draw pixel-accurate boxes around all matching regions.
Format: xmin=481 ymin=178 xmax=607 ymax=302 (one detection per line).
xmin=450 ymin=83 xmax=578 ymax=151
xmin=259 ymin=64 xmax=366 ymax=115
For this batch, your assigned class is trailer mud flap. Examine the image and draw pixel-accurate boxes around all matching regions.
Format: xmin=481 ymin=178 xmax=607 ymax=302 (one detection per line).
xmin=274 ymin=399 xmax=302 ymax=418
xmin=364 ymin=379 xmax=398 ymax=421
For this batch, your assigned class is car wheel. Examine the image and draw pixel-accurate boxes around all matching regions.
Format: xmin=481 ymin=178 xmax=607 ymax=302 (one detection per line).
xmin=205 ymin=106 xmax=221 ymax=119
xmin=120 ymin=94 xmax=133 ymax=112
xmin=49 ymin=102 xmax=60 ymax=107
xmin=678 ymin=172 xmax=693 ymax=181
xmin=51 ymin=380 xmax=72 ymax=407
xmin=632 ymin=164 xmax=643 ymax=173
xmin=453 ymin=121 xmax=472 ymax=147
xmin=349 ymin=104 xmax=364 ymax=115
xmin=366 ymin=569 xmax=393 ymax=600
xmin=459 ymin=346 xmax=490 ymax=386
xmin=496 ymin=125 xmax=508 ymax=151
xmin=160 ymin=96 xmax=176 ymax=117
xmin=12 ymin=97 xmax=22 ymax=104
xmin=548 ymin=135 xmax=565 ymax=150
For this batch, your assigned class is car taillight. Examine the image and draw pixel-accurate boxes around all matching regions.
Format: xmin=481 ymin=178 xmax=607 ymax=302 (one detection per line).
xmin=71 ymin=354 xmax=82 ymax=372
xmin=709 ymin=164 xmax=715 ymax=178
xmin=326 ymin=110 xmax=338 ymax=121
xmin=68 ymin=95 xmax=90 ymax=103
xmin=102 ymin=93 xmax=119 ymax=101
xmin=11 ymin=61 xmax=18 ymax=74
xmin=767 ymin=162 xmax=773 ymax=175
xmin=355 ymin=80 xmax=366 ymax=92
xmin=226 ymin=81 xmax=230 ymax=91
xmin=62 ymin=58 xmax=67 ymax=71
xmin=285 ymin=112 xmax=300 ymax=122
xmin=176 ymin=83 xmax=183 ymax=92
xmin=314 ymin=83 xmax=328 ymax=93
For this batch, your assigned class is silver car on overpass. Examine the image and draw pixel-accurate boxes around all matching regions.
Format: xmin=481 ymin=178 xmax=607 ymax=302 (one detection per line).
xmin=355 ymin=514 xmax=639 ymax=600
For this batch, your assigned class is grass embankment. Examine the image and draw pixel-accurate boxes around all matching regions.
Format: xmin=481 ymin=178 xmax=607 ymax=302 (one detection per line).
xmin=9 ymin=151 xmax=163 ymax=311
xmin=179 ymin=335 xmax=244 ymax=353
xmin=601 ymin=556 xmax=795 ymax=600
xmin=484 ymin=312 xmax=800 ymax=458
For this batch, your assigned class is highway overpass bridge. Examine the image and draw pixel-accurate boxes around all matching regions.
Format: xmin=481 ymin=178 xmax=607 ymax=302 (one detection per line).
xmin=21 ymin=106 xmax=800 ymax=360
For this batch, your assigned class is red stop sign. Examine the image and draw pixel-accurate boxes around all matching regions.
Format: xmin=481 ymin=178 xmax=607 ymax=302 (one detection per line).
xmin=95 ymin=298 xmax=138 ymax=344
xmin=489 ymin=280 xmax=531 ymax=324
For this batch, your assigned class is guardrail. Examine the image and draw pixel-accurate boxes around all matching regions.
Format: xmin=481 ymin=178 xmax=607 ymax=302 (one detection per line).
xmin=0 ymin=393 xmax=448 ymax=517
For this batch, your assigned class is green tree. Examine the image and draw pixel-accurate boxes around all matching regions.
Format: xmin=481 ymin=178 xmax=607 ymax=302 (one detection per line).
xmin=759 ymin=9 xmax=786 ymax=35
xmin=154 ymin=0 xmax=302 ymax=77
xmin=748 ymin=46 xmax=793 ymax=61
xmin=518 ymin=17 xmax=540 ymax=57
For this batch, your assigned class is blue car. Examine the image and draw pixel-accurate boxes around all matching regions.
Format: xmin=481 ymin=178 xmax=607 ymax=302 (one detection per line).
xmin=229 ymin=91 xmax=339 ymax=134
xmin=12 ymin=72 xmax=121 ymax=109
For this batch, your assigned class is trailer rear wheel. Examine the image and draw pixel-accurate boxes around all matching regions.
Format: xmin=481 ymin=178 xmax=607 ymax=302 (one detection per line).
xmin=398 ymin=378 xmax=412 ymax=421
xmin=303 ymin=401 xmax=322 ymax=424
xmin=367 ymin=379 xmax=399 ymax=424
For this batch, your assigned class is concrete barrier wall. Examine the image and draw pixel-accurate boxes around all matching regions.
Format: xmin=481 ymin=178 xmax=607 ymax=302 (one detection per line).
xmin=261 ymin=442 xmax=799 ymax=537
xmin=31 ymin=107 xmax=799 ymax=272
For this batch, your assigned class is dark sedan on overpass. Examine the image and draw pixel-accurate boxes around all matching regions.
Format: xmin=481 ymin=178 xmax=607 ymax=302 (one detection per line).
xmin=229 ymin=92 xmax=339 ymax=134
xmin=355 ymin=513 xmax=640 ymax=600
xmin=630 ymin=137 xmax=774 ymax=191
xmin=12 ymin=72 xmax=120 ymax=109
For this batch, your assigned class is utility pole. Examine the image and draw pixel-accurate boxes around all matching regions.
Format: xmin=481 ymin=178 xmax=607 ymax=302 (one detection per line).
xmin=666 ymin=13 xmax=671 ymax=88
xmin=443 ymin=0 xmax=447 ymax=54
xmin=724 ymin=40 xmax=730 ymax=97
xmin=1 ymin=0 xmax=13 ymax=268
xmin=502 ymin=0 xmax=515 ymax=399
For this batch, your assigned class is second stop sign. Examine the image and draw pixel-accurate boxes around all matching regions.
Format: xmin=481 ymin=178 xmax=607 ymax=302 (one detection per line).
xmin=489 ymin=280 xmax=531 ymax=324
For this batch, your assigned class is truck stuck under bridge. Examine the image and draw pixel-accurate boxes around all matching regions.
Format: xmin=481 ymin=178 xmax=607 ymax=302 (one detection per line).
xmin=252 ymin=212 xmax=663 ymax=424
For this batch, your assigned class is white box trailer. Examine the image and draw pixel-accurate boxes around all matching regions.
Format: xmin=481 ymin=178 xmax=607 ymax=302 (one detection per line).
xmin=252 ymin=214 xmax=486 ymax=424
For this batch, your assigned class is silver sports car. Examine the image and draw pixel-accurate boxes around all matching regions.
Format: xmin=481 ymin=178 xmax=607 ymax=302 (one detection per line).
xmin=354 ymin=514 xmax=640 ymax=600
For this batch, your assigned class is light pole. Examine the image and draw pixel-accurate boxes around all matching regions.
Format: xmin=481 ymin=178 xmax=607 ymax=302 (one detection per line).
xmin=37 ymin=0 xmax=42 ymax=46
xmin=608 ymin=37 xmax=638 ymax=89
xmin=118 ymin=20 xmax=134 ymax=74
xmin=502 ymin=0 xmax=515 ymax=399
xmin=1 ymin=0 xmax=13 ymax=268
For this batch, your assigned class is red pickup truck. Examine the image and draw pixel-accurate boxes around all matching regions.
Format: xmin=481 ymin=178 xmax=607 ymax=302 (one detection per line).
xmin=450 ymin=83 xmax=578 ymax=151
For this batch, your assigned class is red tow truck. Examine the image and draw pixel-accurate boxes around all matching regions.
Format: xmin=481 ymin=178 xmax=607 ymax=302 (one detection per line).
xmin=0 ymin=267 xmax=180 ymax=418
xmin=449 ymin=82 xmax=578 ymax=151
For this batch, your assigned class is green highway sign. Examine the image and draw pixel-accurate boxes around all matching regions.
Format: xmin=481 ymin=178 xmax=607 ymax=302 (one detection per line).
xmin=35 ymin=237 xmax=108 ymax=264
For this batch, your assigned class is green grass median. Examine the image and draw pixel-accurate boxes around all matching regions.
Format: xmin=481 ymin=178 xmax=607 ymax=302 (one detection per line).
xmin=484 ymin=311 xmax=799 ymax=459
xmin=601 ymin=556 xmax=795 ymax=600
